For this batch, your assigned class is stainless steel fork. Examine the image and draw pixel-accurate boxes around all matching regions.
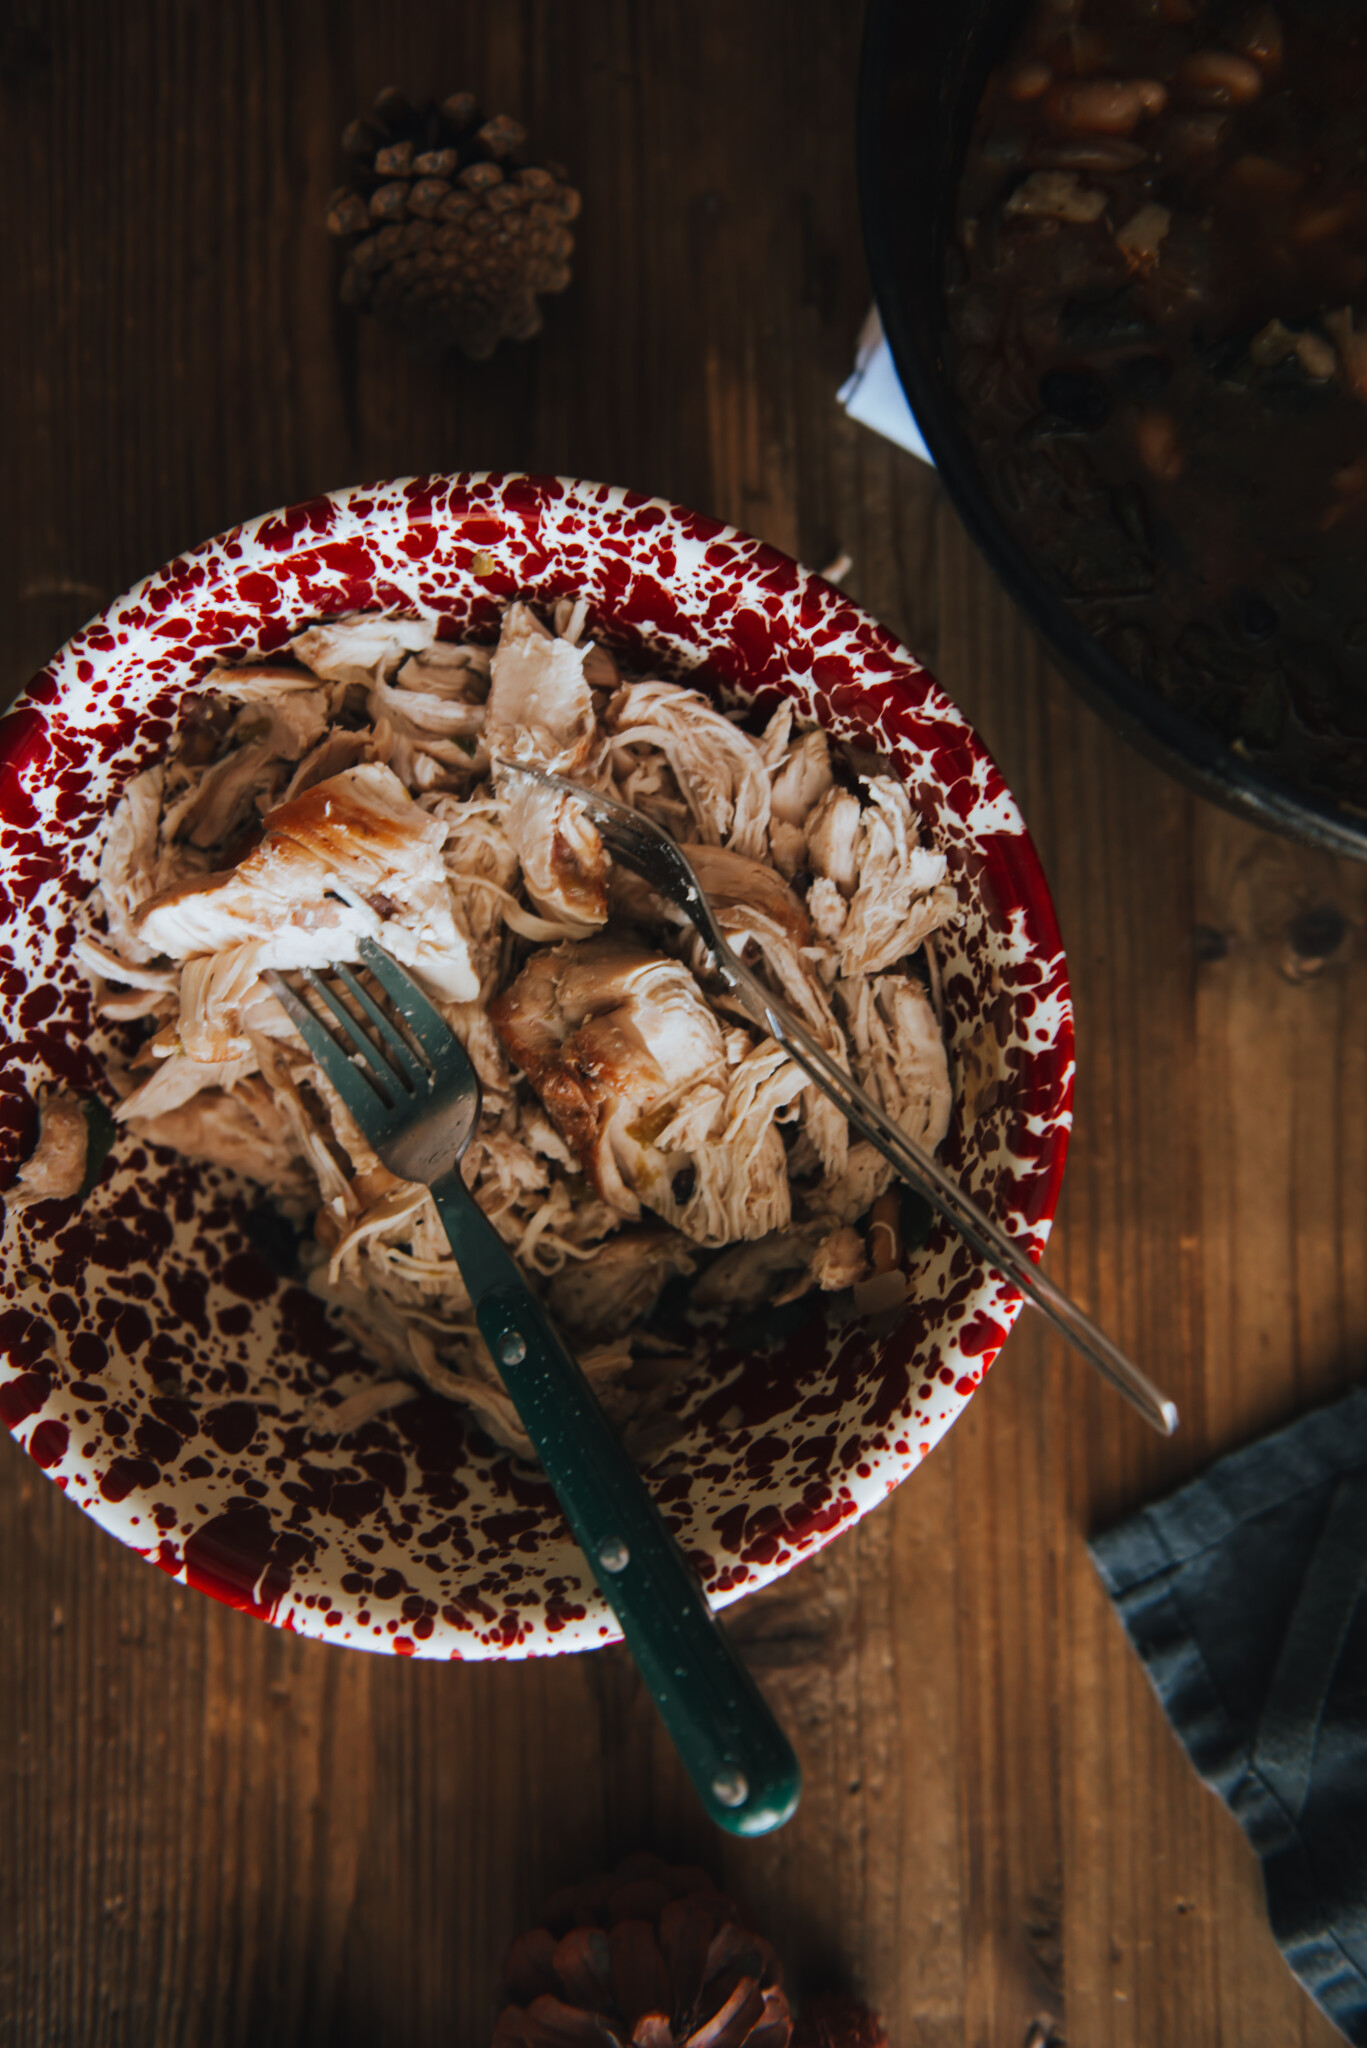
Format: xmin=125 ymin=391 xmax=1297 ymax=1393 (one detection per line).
xmin=502 ymin=761 xmax=1178 ymax=1437
xmin=264 ymin=937 xmax=801 ymax=1836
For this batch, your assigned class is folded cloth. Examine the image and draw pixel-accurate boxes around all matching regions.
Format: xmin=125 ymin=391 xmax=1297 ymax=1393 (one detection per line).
xmin=1090 ymin=1386 xmax=1367 ymax=2045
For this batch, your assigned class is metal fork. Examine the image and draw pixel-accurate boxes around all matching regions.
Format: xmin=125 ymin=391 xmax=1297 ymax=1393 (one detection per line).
xmin=263 ymin=937 xmax=801 ymax=1837
xmin=503 ymin=762 xmax=1179 ymax=1437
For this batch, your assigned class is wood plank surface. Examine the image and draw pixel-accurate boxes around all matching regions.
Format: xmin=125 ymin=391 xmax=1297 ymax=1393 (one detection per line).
xmin=1 ymin=4 xmax=1361 ymax=2044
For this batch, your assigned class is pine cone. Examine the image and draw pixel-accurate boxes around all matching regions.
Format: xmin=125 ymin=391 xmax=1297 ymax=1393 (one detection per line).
xmin=790 ymin=1996 xmax=888 ymax=2048
xmin=493 ymin=1852 xmax=793 ymax=2047
xmin=326 ymin=86 xmax=580 ymax=361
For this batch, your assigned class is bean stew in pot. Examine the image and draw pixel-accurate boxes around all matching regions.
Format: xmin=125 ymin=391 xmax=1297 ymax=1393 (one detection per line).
xmin=947 ymin=0 xmax=1367 ymax=808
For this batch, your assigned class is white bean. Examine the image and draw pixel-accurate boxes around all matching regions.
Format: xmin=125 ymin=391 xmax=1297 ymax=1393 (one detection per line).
xmin=1045 ymin=77 xmax=1168 ymax=135
xmin=1007 ymin=59 xmax=1053 ymax=103
xmin=1233 ymin=5 xmax=1284 ymax=73
xmin=1177 ymin=50 xmax=1265 ymax=106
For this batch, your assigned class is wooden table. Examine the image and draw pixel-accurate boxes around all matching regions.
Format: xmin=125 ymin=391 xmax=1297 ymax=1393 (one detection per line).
xmin=2 ymin=5 xmax=1361 ymax=2042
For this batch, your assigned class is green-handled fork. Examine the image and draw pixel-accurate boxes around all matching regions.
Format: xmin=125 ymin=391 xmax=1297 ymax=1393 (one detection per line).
xmin=263 ymin=936 xmax=800 ymax=1837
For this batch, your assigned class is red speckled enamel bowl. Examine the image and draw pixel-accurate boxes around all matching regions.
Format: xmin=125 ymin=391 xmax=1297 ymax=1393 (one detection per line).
xmin=0 ymin=475 xmax=1073 ymax=1660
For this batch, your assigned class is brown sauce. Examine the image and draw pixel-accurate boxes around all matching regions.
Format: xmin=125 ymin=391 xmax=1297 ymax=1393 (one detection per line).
xmin=947 ymin=0 xmax=1367 ymax=808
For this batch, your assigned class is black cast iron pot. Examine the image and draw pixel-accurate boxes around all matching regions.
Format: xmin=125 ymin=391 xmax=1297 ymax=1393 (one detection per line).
xmin=858 ymin=0 xmax=1367 ymax=862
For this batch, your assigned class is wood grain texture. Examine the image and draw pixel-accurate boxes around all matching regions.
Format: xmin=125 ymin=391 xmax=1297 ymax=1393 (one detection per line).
xmin=0 ymin=3 xmax=1359 ymax=2043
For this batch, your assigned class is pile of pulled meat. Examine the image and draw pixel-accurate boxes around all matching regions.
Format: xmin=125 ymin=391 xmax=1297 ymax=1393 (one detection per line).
xmin=78 ymin=599 xmax=957 ymax=1458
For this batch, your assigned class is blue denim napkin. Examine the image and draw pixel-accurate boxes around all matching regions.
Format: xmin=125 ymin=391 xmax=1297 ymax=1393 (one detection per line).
xmin=1090 ymin=1387 xmax=1367 ymax=2044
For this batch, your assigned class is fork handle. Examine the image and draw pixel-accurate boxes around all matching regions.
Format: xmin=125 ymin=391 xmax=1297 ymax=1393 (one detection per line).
xmin=428 ymin=1172 xmax=801 ymax=1836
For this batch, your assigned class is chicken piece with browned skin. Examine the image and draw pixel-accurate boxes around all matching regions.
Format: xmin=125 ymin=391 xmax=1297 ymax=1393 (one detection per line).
xmin=134 ymin=761 xmax=477 ymax=1007
xmin=490 ymin=939 xmax=727 ymax=1220
xmin=494 ymin=934 xmax=812 ymax=1249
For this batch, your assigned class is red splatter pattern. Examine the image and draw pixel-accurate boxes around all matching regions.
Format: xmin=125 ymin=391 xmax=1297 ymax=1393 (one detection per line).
xmin=0 ymin=474 xmax=1073 ymax=1660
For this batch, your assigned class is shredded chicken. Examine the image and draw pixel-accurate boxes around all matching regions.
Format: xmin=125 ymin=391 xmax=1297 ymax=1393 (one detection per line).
xmin=486 ymin=600 xmax=608 ymax=926
xmin=133 ymin=763 xmax=478 ymax=1048
xmin=290 ymin=612 xmax=436 ymax=686
xmin=608 ymin=681 xmax=772 ymax=857
xmin=78 ymin=600 xmax=959 ymax=1457
xmin=126 ymin=1077 xmax=317 ymax=1212
xmin=815 ymin=777 xmax=958 ymax=977
xmin=546 ymin=1228 xmax=697 ymax=1343
xmin=692 ymin=1230 xmax=820 ymax=1312
xmin=490 ymin=940 xmax=730 ymax=1221
xmin=7 ymin=1088 xmax=88 ymax=1210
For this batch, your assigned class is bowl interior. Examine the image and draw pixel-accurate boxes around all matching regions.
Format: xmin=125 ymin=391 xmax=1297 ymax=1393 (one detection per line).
xmin=0 ymin=474 xmax=1072 ymax=1660
xmin=858 ymin=0 xmax=1367 ymax=862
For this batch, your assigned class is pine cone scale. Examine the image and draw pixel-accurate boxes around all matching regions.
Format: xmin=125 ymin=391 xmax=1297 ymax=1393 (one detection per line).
xmin=609 ymin=1919 xmax=673 ymax=2036
xmin=495 ymin=1992 xmax=619 ymax=2046
xmin=504 ymin=1927 xmax=561 ymax=2006
xmin=658 ymin=1894 xmax=719 ymax=2018
xmin=553 ymin=1925 xmax=614 ymax=2010
xmin=747 ymin=1994 xmax=800 ymax=2048
xmin=684 ymin=1976 xmax=768 ymax=2048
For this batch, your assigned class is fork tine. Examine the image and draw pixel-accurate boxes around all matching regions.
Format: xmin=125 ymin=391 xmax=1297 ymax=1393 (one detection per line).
xmin=588 ymin=813 xmax=636 ymax=859
xmin=597 ymin=817 xmax=684 ymax=893
xmin=356 ymin=937 xmax=461 ymax=1067
xmin=302 ymin=969 xmax=411 ymax=1101
xmin=586 ymin=807 xmax=651 ymax=860
xmin=330 ymin=963 xmax=428 ymax=1085
xmin=262 ymin=970 xmax=392 ymax=1133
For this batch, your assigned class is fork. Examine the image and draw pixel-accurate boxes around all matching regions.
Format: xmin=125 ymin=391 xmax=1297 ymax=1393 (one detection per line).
xmin=502 ymin=761 xmax=1179 ymax=1438
xmin=264 ymin=937 xmax=800 ymax=1836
